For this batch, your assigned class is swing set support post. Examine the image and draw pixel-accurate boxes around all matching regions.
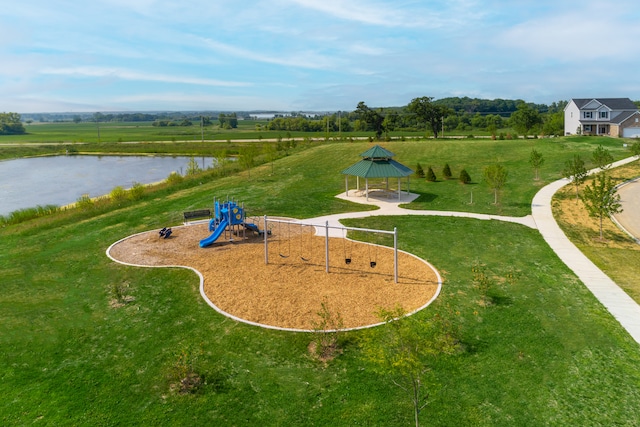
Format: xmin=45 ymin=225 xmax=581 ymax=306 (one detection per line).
xmin=264 ymin=215 xmax=269 ymax=265
xmin=325 ymin=221 xmax=330 ymax=274
xmin=393 ymin=227 xmax=398 ymax=284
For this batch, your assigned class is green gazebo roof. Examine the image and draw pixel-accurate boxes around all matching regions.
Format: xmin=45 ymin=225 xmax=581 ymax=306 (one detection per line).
xmin=341 ymin=145 xmax=413 ymax=178
xmin=359 ymin=145 xmax=395 ymax=159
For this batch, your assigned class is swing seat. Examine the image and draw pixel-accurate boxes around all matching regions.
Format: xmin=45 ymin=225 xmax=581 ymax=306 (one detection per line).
xmin=345 ymin=258 xmax=351 ymax=265
xmin=370 ymin=261 xmax=376 ymax=268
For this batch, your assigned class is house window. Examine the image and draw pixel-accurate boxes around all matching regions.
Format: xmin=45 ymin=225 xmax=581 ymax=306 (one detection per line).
xmin=599 ymin=111 xmax=609 ymax=119
xmin=584 ymin=111 xmax=593 ymax=119
xmin=584 ymin=125 xmax=592 ymax=132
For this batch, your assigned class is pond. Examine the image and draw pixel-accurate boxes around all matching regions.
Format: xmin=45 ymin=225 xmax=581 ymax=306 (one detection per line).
xmin=0 ymin=155 xmax=216 ymax=216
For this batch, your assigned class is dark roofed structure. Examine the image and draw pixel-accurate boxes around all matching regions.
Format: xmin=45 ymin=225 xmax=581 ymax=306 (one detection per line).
xmin=341 ymin=145 xmax=414 ymax=201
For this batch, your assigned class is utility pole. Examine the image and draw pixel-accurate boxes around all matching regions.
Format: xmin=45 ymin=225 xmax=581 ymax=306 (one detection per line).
xmin=201 ymin=116 xmax=204 ymax=142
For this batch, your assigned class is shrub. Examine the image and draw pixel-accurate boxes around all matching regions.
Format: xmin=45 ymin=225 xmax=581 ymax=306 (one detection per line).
xmin=165 ymin=171 xmax=184 ymax=185
xmin=426 ymin=166 xmax=437 ymax=182
xmin=442 ymin=163 xmax=452 ymax=180
xmin=109 ymin=186 xmax=127 ymax=202
xmin=128 ymin=182 xmax=145 ymax=201
xmin=76 ymin=194 xmax=94 ymax=210
xmin=185 ymin=157 xmax=202 ymax=176
xmin=415 ymin=163 xmax=425 ymax=178
xmin=459 ymin=169 xmax=472 ymax=184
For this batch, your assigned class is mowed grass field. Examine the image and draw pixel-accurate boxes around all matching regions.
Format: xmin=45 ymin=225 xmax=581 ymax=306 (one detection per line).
xmin=1 ymin=137 xmax=640 ymax=425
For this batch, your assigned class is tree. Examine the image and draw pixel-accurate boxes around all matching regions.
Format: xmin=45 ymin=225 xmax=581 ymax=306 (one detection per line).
xmin=0 ymin=112 xmax=26 ymax=135
xmin=529 ymin=149 xmax=544 ymax=180
xmin=509 ymin=102 xmax=542 ymax=136
xmin=262 ymin=143 xmax=278 ymax=174
xmin=483 ymin=164 xmax=508 ymax=204
xmin=239 ymin=144 xmax=259 ymax=178
xmin=631 ymin=141 xmax=640 ymax=157
xmin=407 ymin=97 xmax=450 ymax=138
xmin=362 ymin=306 xmax=457 ymax=427
xmin=582 ymin=173 xmax=623 ymax=239
xmin=426 ymin=166 xmax=437 ymax=182
xmin=592 ymin=144 xmax=614 ymax=171
xmin=415 ymin=163 xmax=425 ymax=178
xmin=459 ymin=168 xmax=472 ymax=184
xmin=442 ymin=163 xmax=452 ymax=180
xmin=562 ymin=154 xmax=588 ymax=200
xmin=185 ymin=156 xmax=201 ymax=175
xmin=354 ymin=102 xmax=384 ymax=139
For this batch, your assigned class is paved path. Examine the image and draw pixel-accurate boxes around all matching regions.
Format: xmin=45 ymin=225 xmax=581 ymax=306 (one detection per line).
xmin=302 ymin=191 xmax=536 ymax=237
xmin=532 ymin=156 xmax=640 ymax=344
xmin=301 ymin=156 xmax=640 ymax=345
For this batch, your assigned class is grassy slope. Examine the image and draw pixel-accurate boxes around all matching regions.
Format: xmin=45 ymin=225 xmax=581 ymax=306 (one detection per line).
xmin=552 ymin=160 xmax=640 ymax=302
xmin=2 ymin=137 xmax=640 ymax=425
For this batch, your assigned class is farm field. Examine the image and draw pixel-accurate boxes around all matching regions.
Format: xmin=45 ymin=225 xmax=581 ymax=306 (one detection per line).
xmin=1 ymin=137 xmax=640 ymax=425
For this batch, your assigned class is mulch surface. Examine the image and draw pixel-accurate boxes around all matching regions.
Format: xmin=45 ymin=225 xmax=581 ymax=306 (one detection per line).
xmin=108 ymin=219 xmax=440 ymax=330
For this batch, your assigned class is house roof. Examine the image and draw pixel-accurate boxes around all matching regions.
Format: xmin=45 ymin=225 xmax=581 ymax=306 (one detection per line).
xmin=572 ymin=98 xmax=637 ymax=110
xmin=611 ymin=110 xmax=640 ymax=125
xmin=341 ymin=158 xmax=414 ymax=178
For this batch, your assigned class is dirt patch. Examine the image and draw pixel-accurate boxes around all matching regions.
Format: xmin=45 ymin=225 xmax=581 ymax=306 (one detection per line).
xmin=108 ymin=220 xmax=440 ymax=330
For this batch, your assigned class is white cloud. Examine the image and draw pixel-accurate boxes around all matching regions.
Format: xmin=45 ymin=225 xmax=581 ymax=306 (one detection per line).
xmin=40 ymin=67 xmax=251 ymax=88
xmin=196 ymin=37 xmax=339 ymax=70
xmin=496 ymin=4 xmax=640 ymax=61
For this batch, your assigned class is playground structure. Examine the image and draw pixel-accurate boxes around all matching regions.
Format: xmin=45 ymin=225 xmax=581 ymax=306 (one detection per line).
xmin=196 ymin=197 xmax=400 ymax=282
xmin=199 ymin=199 xmax=267 ymax=248
xmin=263 ymin=217 xmax=399 ymax=283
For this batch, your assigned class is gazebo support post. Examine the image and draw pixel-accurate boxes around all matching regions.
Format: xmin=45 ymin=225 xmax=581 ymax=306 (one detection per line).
xmin=345 ymin=175 xmax=349 ymax=196
xmin=365 ymin=178 xmax=369 ymax=201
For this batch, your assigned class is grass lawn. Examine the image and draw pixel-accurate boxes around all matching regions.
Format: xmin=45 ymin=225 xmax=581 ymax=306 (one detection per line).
xmin=2 ymin=137 xmax=640 ymax=425
xmin=552 ymin=159 xmax=640 ymax=303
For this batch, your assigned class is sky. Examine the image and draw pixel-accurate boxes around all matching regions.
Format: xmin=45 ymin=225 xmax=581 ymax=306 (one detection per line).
xmin=2 ymin=0 xmax=640 ymax=113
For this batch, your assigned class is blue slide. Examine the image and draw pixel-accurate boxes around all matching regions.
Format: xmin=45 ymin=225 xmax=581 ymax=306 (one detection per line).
xmin=199 ymin=218 xmax=228 ymax=248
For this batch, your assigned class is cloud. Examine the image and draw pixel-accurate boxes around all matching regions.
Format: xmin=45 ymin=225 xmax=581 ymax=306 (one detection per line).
xmin=284 ymin=0 xmax=486 ymax=29
xmin=40 ymin=67 xmax=251 ymax=88
xmin=496 ymin=4 xmax=640 ymax=61
xmin=196 ymin=37 xmax=339 ymax=70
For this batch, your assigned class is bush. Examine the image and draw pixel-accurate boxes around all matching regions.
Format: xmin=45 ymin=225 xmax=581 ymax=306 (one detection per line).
xmin=415 ymin=163 xmax=425 ymax=178
xmin=76 ymin=194 xmax=94 ymax=210
xmin=426 ymin=166 xmax=437 ymax=182
xmin=109 ymin=186 xmax=127 ymax=202
xmin=459 ymin=169 xmax=472 ymax=184
xmin=128 ymin=182 xmax=146 ymax=201
xmin=442 ymin=163 xmax=452 ymax=180
xmin=165 ymin=171 xmax=184 ymax=185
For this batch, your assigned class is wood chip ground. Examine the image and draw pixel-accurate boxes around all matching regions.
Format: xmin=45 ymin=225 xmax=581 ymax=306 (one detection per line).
xmin=108 ymin=220 xmax=440 ymax=330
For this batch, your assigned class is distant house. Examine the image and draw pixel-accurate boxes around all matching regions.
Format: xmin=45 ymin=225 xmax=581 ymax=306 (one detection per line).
xmin=564 ymin=98 xmax=640 ymax=138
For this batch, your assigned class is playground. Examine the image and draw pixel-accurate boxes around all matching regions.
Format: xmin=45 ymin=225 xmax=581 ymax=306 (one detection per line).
xmin=108 ymin=216 xmax=440 ymax=330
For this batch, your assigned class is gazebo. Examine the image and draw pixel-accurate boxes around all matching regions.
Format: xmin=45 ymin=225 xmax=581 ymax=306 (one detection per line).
xmin=341 ymin=145 xmax=414 ymax=201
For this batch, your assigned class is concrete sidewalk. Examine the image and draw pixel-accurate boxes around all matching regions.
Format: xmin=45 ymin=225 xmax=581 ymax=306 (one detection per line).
xmin=303 ymin=191 xmax=536 ymax=237
xmin=532 ymin=156 xmax=640 ymax=345
xmin=302 ymin=157 xmax=640 ymax=344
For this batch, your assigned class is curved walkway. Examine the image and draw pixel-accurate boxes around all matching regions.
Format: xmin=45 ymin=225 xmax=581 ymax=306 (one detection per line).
xmin=532 ymin=157 xmax=640 ymax=345
xmin=303 ymin=157 xmax=640 ymax=345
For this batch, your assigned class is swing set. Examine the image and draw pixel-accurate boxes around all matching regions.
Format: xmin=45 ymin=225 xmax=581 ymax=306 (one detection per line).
xmin=264 ymin=216 xmax=398 ymax=283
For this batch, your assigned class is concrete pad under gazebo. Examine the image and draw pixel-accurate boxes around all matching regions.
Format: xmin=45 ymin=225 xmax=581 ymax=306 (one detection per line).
xmin=341 ymin=145 xmax=414 ymax=201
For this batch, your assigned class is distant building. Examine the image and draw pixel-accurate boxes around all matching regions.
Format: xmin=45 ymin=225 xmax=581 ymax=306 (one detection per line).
xmin=564 ymin=98 xmax=640 ymax=138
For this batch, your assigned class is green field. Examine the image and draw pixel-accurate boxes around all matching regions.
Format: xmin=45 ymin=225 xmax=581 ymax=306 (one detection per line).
xmin=2 ymin=137 xmax=640 ymax=425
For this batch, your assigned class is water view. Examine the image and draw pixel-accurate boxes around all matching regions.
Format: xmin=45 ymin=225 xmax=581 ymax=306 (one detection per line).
xmin=0 ymin=155 xmax=215 ymax=216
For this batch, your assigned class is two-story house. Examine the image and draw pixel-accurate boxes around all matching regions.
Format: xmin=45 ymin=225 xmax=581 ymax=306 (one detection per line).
xmin=564 ymin=98 xmax=640 ymax=138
